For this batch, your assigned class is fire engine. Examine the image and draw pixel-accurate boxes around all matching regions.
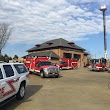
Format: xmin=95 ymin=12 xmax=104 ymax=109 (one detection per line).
xmin=107 ymin=60 xmax=110 ymax=72
xmin=88 ymin=58 xmax=107 ymax=71
xmin=108 ymin=65 xmax=110 ymax=72
xmin=56 ymin=58 xmax=78 ymax=70
xmin=26 ymin=57 xmax=60 ymax=78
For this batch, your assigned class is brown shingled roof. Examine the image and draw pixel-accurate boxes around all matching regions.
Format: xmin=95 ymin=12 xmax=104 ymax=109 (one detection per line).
xmin=23 ymin=51 xmax=59 ymax=59
xmin=27 ymin=38 xmax=85 ymax=52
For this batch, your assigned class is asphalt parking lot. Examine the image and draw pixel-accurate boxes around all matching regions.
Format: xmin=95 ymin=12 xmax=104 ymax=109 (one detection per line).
xmin=2 ymin=68 xmax=110 ymax=110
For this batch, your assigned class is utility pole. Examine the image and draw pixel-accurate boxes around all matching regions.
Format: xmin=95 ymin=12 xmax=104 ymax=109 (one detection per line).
xmin=100 ymin=5 xmax=107 ymax=59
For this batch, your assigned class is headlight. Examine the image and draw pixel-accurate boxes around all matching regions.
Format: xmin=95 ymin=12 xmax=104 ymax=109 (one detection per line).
xmin=43 ymin=68 xmax=48 ymax=73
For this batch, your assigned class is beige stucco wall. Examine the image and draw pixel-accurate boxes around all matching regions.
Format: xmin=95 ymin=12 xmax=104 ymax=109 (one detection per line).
xmin=83 ymin=55 xmax=88 ymax=67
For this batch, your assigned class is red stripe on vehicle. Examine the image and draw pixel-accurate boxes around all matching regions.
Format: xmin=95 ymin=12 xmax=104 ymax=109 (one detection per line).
xmin=2 ymin=78 xmax=19 ymax=98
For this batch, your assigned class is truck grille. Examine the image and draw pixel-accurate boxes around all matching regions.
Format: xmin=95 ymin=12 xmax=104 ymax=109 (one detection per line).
xmin=48 ymin=68 xmax=58 ymax=73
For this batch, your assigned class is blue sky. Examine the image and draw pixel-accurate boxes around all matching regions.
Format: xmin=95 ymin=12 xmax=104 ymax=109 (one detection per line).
xmin=0 ymin=0 xmax=110 ymax=58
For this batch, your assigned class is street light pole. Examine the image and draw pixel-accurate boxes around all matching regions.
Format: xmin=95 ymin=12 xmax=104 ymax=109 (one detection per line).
xmin=100 ymin=5 xmax=107 ymax=59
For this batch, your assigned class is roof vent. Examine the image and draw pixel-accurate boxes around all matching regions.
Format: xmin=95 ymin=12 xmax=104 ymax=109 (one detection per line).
xmin=36 ymin=44 xmax=41 ymax=48
xmin=46 ymin=42 xmax=53 ymax=46
xmin=68 ymin=42 xmax=74 ymax=47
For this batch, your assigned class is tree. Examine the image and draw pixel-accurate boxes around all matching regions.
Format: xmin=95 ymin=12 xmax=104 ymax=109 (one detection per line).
xmin=4 ymin=54 xmax=10 ymax=62
xmin=9 ymin=57 xmax=12 ymax=60
xmin=0 ymin=55 xmax=5 ymax=61
xmin=13 ymin=55 xmax=19 ymax=60
xmin=4 ymin=54 xmax=9 ymax=58
xmin=0 ymin=54 xmax=12 ymax=62
xmin=0 ymin=23 xmax=12 ymax=59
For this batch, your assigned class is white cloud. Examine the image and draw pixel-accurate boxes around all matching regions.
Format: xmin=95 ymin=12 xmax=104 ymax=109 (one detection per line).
xmin=67 ymin=0 xmax=110 ymax=5
xmin=0 ymin=0 xmax=110 ymax=45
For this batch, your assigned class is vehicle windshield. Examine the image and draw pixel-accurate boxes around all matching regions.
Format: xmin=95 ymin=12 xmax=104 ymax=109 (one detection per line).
xmin=90 ymin=59 xmax=99 ymax=64
xmin=40 ymin=61 xmax=52 ymax=66
xmin=57 ymin=61 xmax=67 ymax=65
xmin=90 ymin=58 xmax=106 ymax=64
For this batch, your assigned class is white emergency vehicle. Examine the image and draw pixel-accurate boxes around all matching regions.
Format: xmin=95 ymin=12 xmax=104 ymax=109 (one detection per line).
xmin=0 ymin=63 xmax=29 ymax=106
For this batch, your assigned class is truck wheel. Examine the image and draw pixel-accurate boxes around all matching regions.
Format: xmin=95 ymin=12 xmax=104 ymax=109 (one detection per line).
xmin=29 ymin=71 xmax=33 ymax=74
xmin=55 ymin=75 xmax=59 ymax=78
xmin=40 ymin=71 xmax=45 ymax=78
xmin=16 ymin=84 xmax=25 ymax=100
xmin=102 ymin=67 xmax=105 ymax=72
xmin=72 ymin=67 xmax=75 ymax=69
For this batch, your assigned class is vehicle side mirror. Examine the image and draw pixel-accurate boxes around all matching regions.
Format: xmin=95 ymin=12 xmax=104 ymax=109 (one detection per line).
xmin=36 ymin=63 xmax=40 ymax=68
xmin=53 ymin=63 xmax=56 ymax=66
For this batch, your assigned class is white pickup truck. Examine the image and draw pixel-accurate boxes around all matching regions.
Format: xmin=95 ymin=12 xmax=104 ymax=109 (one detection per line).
xmin=0 ymin=63 xmax=29 ymax=105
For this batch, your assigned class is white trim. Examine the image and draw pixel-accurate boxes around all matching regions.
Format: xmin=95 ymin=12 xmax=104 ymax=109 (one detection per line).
xmin=96 ymin=66 xmax=102 ymax=69
xmin=71 ymin=62 xmax=78 ymax=63
xmin=35 ymin=70 xmax=40 ymax=72
xmin=29 ymin=69 xmax=34 ymax=72
xmin=26 ymin=61 xmax=30 ymax=63
xmin=62 ymin=67 xmax=72 ymax=69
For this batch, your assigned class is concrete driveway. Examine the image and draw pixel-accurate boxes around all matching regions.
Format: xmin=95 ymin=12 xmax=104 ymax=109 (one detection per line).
xmin=2 ymin=68 xmax=110 ymax=110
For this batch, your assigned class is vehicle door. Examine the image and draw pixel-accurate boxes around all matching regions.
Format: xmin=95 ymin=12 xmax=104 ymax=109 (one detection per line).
xmin=1 ymin=65 xmax=18 ymax=101
xmin=0 ymin=67 xmax=5 ymax=103
xmin=62 ymin=62 xmax=68 ymax=67
xmin=35 ymin=62 xmax=41 ymax=73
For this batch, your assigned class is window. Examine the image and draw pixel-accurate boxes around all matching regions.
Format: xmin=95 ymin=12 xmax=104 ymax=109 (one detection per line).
xmin=74 ymin=54 xmax=81 ymax=60
xmin=36 ymin=61 xmax=52 ymax=67
xmin=61 ymin=62 xmax=67 ymax=65
xmin=0 ymin=68 xmax=3 ymax=79
xmin=63 ymin=53 xmax=72 ymax=58
xmin=14 ymin=64 xmax=28 ymax=74
xmin=3 ymin=65 xmax=14 ymax=77
xmin=40 ymin=61 xmax=52 ymax=66
xmin=57 ymin=61 xmax=67 ymax=65
xmin=36 ymin=62 xmax=41 ymax=67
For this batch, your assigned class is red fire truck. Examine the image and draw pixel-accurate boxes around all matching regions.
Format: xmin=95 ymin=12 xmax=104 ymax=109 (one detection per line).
xmin=88 ymin=58 xmax=107 ymax=71
xmin=107 ymin=60 xmax=110 ymax=72
xmin=26 ymin=57 xmax=60 ymax=78
xmin=56 ymin=58 xmax=78 ymax=70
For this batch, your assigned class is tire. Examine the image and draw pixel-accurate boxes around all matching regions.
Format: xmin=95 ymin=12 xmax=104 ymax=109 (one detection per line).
xmin=55 ymin=75 xmax=59 ymax=78
xmin=16 ymin=84 xmax=25 ymax=100
xmin=29 ymin=71 xmax=33 ymax=74
xmin=102 ymin=67 xmax=105 ymax=72
xmin=40 ymin=71 xmax=45 ymax=78
xmin=72 ymin=67 xmax=75 ymax=69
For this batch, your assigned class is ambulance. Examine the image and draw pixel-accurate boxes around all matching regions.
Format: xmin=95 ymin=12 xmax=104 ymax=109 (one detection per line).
xmin=26 ymin=57 xmax=60 ymax=78
xmin=56 ymin=58 xmax=78 ymax=70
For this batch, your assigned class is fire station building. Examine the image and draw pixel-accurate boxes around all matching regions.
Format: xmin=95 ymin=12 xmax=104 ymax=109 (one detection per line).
xmin=26 ymin=38 xmax=89 ymax=67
